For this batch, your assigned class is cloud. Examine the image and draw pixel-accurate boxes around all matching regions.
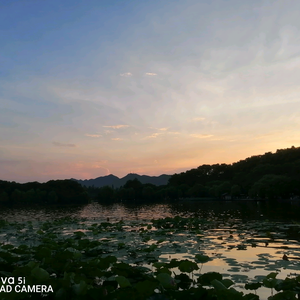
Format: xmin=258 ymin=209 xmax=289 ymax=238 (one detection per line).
xmin=192 ymin=117 xmax=206 ymax=122
xmin=104 ymin=130 xmax=114 ymax=134
xmin=148 ymin=127 xmax=169 ymax=131
xmin=111 ymin=138 xmax=123 ymax=141
xmin=85 ymin=134 xmax=102 ymax=138
xmin=189 ymin=134 xmax=213 ymax=139
xmin=103 ymin=125 xmax=129 ymax=129
xmin=143 ymin=132 xmax=163 ymax=139
xmin=52 ymin=142 xmax=76 ymax=147
xmin=158 ymin=127 xmax=169 ymax=131
xmin=89 ymin=162 xmax=110 ymax=174
xmin=143 ymin=129 xmax=180 ymax=139
xmin=145 ymin=73 xmax=157 ymax=76
xmin=120 ymin=72 xmax=133 ymax=77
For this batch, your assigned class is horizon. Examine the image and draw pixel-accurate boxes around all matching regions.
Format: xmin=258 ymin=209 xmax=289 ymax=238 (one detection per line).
xmin=2 ymin=145 xmax=297 ymax=184
xmin=0 ymin=172 xmax=171 ymax=184
xmin=1 ymin=0 xmax=300 ymax=183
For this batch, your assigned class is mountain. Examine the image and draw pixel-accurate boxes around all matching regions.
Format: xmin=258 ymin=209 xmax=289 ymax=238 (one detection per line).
xmin=71 ymin=173 xmax=171 ymax=188
xmin=71 ymin=174 xmax=119 ymax=188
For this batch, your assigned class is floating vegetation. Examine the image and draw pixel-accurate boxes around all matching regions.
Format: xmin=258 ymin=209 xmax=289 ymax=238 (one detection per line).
xmin=0 ymin=216 xmax=299 ymax=299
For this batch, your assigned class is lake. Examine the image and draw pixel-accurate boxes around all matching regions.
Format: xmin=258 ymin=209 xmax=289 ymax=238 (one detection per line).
xmin=1 ymin=199 xmax=300 ymax=223
xmin=1 ymin=200 xmax=300 ymax=299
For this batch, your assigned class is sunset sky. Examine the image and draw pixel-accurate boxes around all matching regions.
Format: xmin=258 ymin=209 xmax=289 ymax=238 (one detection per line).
xmin=1 ymin=0 xmax=300 ymax=183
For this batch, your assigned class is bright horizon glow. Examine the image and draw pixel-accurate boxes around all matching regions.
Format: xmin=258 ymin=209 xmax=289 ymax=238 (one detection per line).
xmin=1 ymin=0 xmax=300 ymax=183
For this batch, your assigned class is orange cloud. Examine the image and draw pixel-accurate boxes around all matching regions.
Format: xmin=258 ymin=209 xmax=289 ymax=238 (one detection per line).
xmin=189 ymin=134 xmax=213 ymax=139
xmin=103 ymin=125 xmax=129 ymax=129
xmin=85 ymin=134 xmax=102 ymax=137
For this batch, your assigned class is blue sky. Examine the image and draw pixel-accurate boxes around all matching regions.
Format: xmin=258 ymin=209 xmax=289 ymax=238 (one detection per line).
xmin=1 ymin=0 xmax=300 ymax=182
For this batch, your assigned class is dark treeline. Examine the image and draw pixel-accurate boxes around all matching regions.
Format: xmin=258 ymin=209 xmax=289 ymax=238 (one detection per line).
xmin=85 ymin=179 xmax=171 ymax=203
xmin=0 ymin=146 xmax=300 ymax=205
xmin=0 ymin=180 xmax=89 ymax=205
xmin=168 ymin=146 xmax=300 ymax=200
xmin=90 ymin=146 xmax=300 ymax=203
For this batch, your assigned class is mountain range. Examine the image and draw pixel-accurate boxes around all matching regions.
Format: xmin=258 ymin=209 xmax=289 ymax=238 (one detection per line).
xmin=71 ymin=173 xmax=171 ymax=188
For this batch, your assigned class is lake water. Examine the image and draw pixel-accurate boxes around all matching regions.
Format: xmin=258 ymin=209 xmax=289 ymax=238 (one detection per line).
xmin=1 ymin=199 xmax=300 ymax=223
xmin=1 ymin=200 xmax=300 ymax=300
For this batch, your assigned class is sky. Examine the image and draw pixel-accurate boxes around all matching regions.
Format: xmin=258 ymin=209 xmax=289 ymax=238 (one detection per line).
xmin=1 ymin=0 xmax=300 ymax=183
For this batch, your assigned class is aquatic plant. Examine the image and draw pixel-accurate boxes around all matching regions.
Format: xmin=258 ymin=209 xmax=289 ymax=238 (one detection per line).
xmin=0 ymin=216 xmax=299 ymax=299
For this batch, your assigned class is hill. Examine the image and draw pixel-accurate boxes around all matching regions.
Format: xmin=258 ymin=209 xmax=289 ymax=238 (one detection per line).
xmin=71 ymin=173 xmax=171 ymax=188
xmin=168 ymin=146 xmax=300 ymax=200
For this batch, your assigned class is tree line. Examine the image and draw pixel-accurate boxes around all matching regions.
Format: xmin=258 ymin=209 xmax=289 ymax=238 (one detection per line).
xmin=90 ymin=146 xmax=300 ymax=202
xmin=0 ymin=180 xmax=89 ymax=205
xmin=167 ymin=146 xmax=300 ymax=200
xmin=0 ymin=146 xmax=299 ymax=205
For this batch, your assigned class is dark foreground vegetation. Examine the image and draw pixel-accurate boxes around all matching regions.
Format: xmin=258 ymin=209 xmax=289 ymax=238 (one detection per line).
xmin=1 ymin=216 xmax=300 ymax=300
xmin=0 ymin=146 xmax=300 ymax=206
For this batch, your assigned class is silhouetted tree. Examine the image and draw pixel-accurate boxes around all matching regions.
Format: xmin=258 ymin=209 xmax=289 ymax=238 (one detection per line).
xmin=97 ymin=186 xmax=114 ymax=202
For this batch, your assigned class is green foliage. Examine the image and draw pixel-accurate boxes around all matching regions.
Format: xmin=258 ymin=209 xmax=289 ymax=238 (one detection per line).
xmin=187 ymin=184 xmax=208 ymax=197
xmin=0 ymin=216 xmax=299 ymax=299
xmin=249 ymin=175 xmax=291 ymax=199
xmin=245 ymin=282 xmax=262 ymax=290
xmin=0 ymin=191 xmax=9 ymax=202
xmin=156 ymin=273 xmax=177 ymax=289
xmin=115 ymin=275 xmax=131 ymax=288
xmin=47 ymin=190 xmax=58 ymax=203
xmin=97 ymin=185 xmax=115 ymax=201
xmin=31 ymin=266 xmax=50 ymax=281
xmin=11 ymin=189 xmax=24 ymax=202
xmin=195 ymin=254 xmax=210 ymax=263
xmin=198 ymin=272 xmax=223 ymax=286
xmin=231 ymin=184 xmax=241 ymax=197
xmin=135 ymin=279 xmax=158 ymax=298
xmin=268 ymin=290 xmax=298 ymax=300
xmin=142 ymin=186 xmax=154 ymax=200
xmin=178 ymin=260 xmax=199 ymax=273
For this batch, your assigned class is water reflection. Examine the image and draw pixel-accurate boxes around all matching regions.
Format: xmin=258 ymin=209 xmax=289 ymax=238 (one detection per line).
xmin=1 ymin=200 xmax=300 ymax=223
xmin=1 ymin=200 xmax=300 ymax=300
